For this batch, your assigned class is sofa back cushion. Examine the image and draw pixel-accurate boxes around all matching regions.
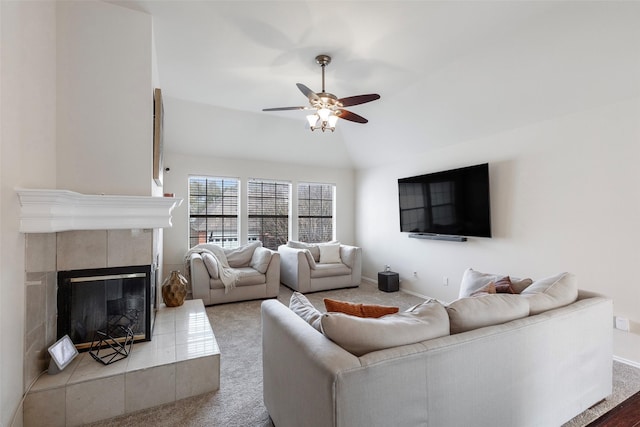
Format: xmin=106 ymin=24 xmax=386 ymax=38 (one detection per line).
xmin=225 ymin=241 xmax=262 ymax=267
xmin=520 ymin=272 xmax=578 ymax=315
xmin=287 ymin=241 xmax=321 ymax=262
xmin=321 ymin=300 xmax=449 ymax=356
xmin=250 ymin=246 xmax=272 ymax=273
xmin=446 ymin=294 xmax=530 ymax=334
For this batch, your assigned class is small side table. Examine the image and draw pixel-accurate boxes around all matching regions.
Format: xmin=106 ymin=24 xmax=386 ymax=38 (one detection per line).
xmin=378 ymin=271 xmax=399 ymax=292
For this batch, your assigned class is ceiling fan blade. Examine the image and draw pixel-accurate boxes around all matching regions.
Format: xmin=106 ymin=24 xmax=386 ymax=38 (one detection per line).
xmin=262 ymin=106 xmax=308 ymax=111
xmin=338 ymin=94 xmax=381 ymax=107
xmin=296 ymin=83 xmax=319 ymax=101
xmin=337 ymin=109 xmax=368 ymax=124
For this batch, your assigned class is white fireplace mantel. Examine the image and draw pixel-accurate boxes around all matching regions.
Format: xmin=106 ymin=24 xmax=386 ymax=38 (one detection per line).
xmin=16 ymin=189 xmax=183 ymax=233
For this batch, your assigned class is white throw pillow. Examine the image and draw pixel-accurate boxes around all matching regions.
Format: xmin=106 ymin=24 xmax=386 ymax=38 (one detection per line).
xmin=201 ymin=253 xmax=219 ymax=279
xmin=249 ymin=246 xmax=272 ymax=274
xmin=520 ymin=272 xmax=578 ymax=315
xmin=320 ymin=299 xmax=449 ymax=356
xmin=458 ymin=268 xmax=501 ymax=298
xmin=459 ymin=268 xmax=533 ymax=297
xmin=446 ymin=294 xmax=530 ymax=334
xmin=289 ymin=292 xmax=323 ymax=332
xmin=318 ymin=243 xmax=341 ymax=264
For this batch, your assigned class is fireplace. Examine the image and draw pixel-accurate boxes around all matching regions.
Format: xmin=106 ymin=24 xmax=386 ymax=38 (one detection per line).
xmin=57 ymin=265 xmax=156 ymax=351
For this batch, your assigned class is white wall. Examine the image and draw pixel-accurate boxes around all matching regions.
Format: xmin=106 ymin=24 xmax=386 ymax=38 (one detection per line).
xmin=356 ymin=97 xmax=640 ymax=331
xmin=161 ymin=151 xmax=356 ymax=278
xmin=56 ymin=0 xmax=153 ymax=196
xmin=1 ymin=2 xmax=57 ymax=426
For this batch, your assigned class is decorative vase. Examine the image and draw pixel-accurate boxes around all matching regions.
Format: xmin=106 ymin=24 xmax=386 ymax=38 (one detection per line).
xmin=162 ymin=270 xmax=188 ymax=307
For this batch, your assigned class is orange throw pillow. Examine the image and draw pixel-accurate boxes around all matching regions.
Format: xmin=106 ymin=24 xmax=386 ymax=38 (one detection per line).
xmin=323 ymin=298 xmax=399 ymax=318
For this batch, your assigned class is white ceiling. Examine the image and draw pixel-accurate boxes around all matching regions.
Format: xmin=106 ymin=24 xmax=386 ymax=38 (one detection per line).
xmin=109 ymin=1 xmax=640 ymax=169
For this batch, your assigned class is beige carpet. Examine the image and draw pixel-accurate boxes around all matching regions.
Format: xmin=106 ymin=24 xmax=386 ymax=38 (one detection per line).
xmin=89 ymin=281 xmax=640 ymax=427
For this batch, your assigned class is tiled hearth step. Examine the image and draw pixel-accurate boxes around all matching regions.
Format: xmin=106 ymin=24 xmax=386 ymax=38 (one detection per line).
xmin=24 ymin=299 xmax=220 ymax=427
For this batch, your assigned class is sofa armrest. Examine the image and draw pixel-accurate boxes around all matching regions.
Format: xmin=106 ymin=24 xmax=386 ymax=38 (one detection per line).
xmin=262 ymin=300 xmax=360 ymax=427
xmin=278 ymin=245 xmax=312 ymax=292
xmin=340 ymin=245 xmax=362 ymax=286
xmin=264 ymin=249 xmax=280 ymax=298
xmin=189 ymin=253 xmax=212 ymax=305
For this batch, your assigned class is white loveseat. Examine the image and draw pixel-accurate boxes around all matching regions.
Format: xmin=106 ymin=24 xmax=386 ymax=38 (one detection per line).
xmin=187 ymin=242 xmax=280 ymax=306
xmin=277 ymin=241 xmax=361 ymax=293
xmin=261 ymin=271 xmax=613 ymax=427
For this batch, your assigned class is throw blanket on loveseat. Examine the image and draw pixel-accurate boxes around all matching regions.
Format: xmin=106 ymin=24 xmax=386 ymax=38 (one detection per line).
xmin=184 ymin=243 xmax=241 ymax=293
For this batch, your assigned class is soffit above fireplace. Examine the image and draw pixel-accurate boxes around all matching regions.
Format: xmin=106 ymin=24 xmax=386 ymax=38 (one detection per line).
xmin=16 ymin=189 xmax=183 ymax=233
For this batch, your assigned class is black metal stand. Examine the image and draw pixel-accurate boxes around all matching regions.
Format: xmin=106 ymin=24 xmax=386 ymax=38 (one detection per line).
xmin=89 ymin=325 xmax=134 ymax=365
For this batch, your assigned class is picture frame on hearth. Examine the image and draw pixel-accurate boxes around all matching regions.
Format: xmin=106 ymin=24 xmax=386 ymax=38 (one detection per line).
xmin=153 ymin=87 xmax=164 ymax=186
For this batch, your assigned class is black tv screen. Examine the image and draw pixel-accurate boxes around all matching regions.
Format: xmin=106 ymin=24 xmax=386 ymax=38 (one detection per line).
xmin=398 ymin=163 xmax=491 ymax=238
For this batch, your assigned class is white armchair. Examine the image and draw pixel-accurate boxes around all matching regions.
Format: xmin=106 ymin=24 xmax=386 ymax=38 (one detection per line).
xmin=278 ymin=241 xmax=361 ymax=293
xmin=187 ymin=242 xmax=280 ymax=306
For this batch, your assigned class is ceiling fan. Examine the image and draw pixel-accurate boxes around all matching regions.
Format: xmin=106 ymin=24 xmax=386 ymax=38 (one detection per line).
xmin=262 ymin=54 xmax=381 ymax=132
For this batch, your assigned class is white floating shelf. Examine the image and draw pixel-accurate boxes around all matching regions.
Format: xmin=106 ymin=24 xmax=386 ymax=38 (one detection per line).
xmin=16 ymin=189 xmax=183 ymax=233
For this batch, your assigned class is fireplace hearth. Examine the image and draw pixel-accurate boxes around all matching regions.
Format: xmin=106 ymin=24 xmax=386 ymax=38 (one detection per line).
xmin=57 ymin=265 xmax=156 ymax=351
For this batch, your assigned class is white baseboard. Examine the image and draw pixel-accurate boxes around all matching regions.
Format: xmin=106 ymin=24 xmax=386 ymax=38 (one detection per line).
xmin=613 ymin=355 xmax=640 ymax=369
xmin=363 ymin=276 xmax=446 ymax=304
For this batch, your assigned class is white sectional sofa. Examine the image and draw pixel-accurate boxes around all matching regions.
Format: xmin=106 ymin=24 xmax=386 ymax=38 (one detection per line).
xmin=261 ymin=271 xmax=613 ymax=427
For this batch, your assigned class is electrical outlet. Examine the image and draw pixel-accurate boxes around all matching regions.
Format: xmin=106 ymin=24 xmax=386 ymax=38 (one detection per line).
xmin=443 ymin=276 xmax=449 ymax=286
xmin=413 ymin=271 xmax=418 ymax=278
xmin=615 ymin=316 xmax=630 ymax=331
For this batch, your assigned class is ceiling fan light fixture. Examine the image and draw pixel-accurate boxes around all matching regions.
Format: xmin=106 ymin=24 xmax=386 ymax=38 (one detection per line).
xmin=263 ymin=54 xmax=380 ymax=132
xmin=306 ymin=114 xmax=319 ymax=128
xmin=327 ymin=114 xmax=339 ymax=128
xmin=317 ymin=108 xmax=331 ymax=121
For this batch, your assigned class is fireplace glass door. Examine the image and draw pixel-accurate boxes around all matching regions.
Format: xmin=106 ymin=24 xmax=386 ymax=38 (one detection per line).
xmin=57 ymin=265 xmax=155 ymax=350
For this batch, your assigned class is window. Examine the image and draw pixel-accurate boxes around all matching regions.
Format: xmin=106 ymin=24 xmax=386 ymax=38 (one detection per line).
xmin=248 ymin=179 xmax=290 ymax=250
xmin=298 ymin=183 xmax=334 ymax=243
xmin=188 ymin=176 xmax=239 ymax=249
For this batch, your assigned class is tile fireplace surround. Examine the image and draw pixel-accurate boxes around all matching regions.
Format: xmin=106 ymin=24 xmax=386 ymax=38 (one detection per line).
xmin=17 ymin=190 xmax=221 ymax=426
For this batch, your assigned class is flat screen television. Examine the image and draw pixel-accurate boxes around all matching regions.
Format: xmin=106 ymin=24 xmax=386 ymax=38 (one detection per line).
xmin=398 ymin=163 xmax=491 ymax=238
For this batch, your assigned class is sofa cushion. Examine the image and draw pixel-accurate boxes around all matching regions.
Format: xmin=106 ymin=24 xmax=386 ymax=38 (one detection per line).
xmin=210 ymin=267 xmax=265 ymax=290
xmin=225 ymin=241 xmax=262 ymax=268
xmin=310 ymin=263 xmax=351 ymax=279
xmin=320 ymin=299 xmax=449 ymax=356
xmin=446 ymin=294 xmax=530 ymax=334
xmin=323 ymin=298 xmax=399 ymax=318
xmin=289 ymin=292 xmax=323 ymax=332
xmin=520 ymin=272 xmax=578 ymax=315
xmin=250 ymin=246 xmax=272 ymax=274
xmin=319 ymin=243 xmax=341 ymax=264
xmin=201 ymin=253 xmax=219 ymax=279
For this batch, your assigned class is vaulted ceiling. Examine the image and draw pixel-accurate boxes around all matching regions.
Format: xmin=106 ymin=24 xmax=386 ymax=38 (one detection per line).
xmin=110 ymin=1 xmax=640 ymax=169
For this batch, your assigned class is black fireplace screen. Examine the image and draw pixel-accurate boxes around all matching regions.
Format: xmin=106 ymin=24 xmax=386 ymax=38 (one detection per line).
xmin=57 ymin=265 xmax=155 ymax=351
